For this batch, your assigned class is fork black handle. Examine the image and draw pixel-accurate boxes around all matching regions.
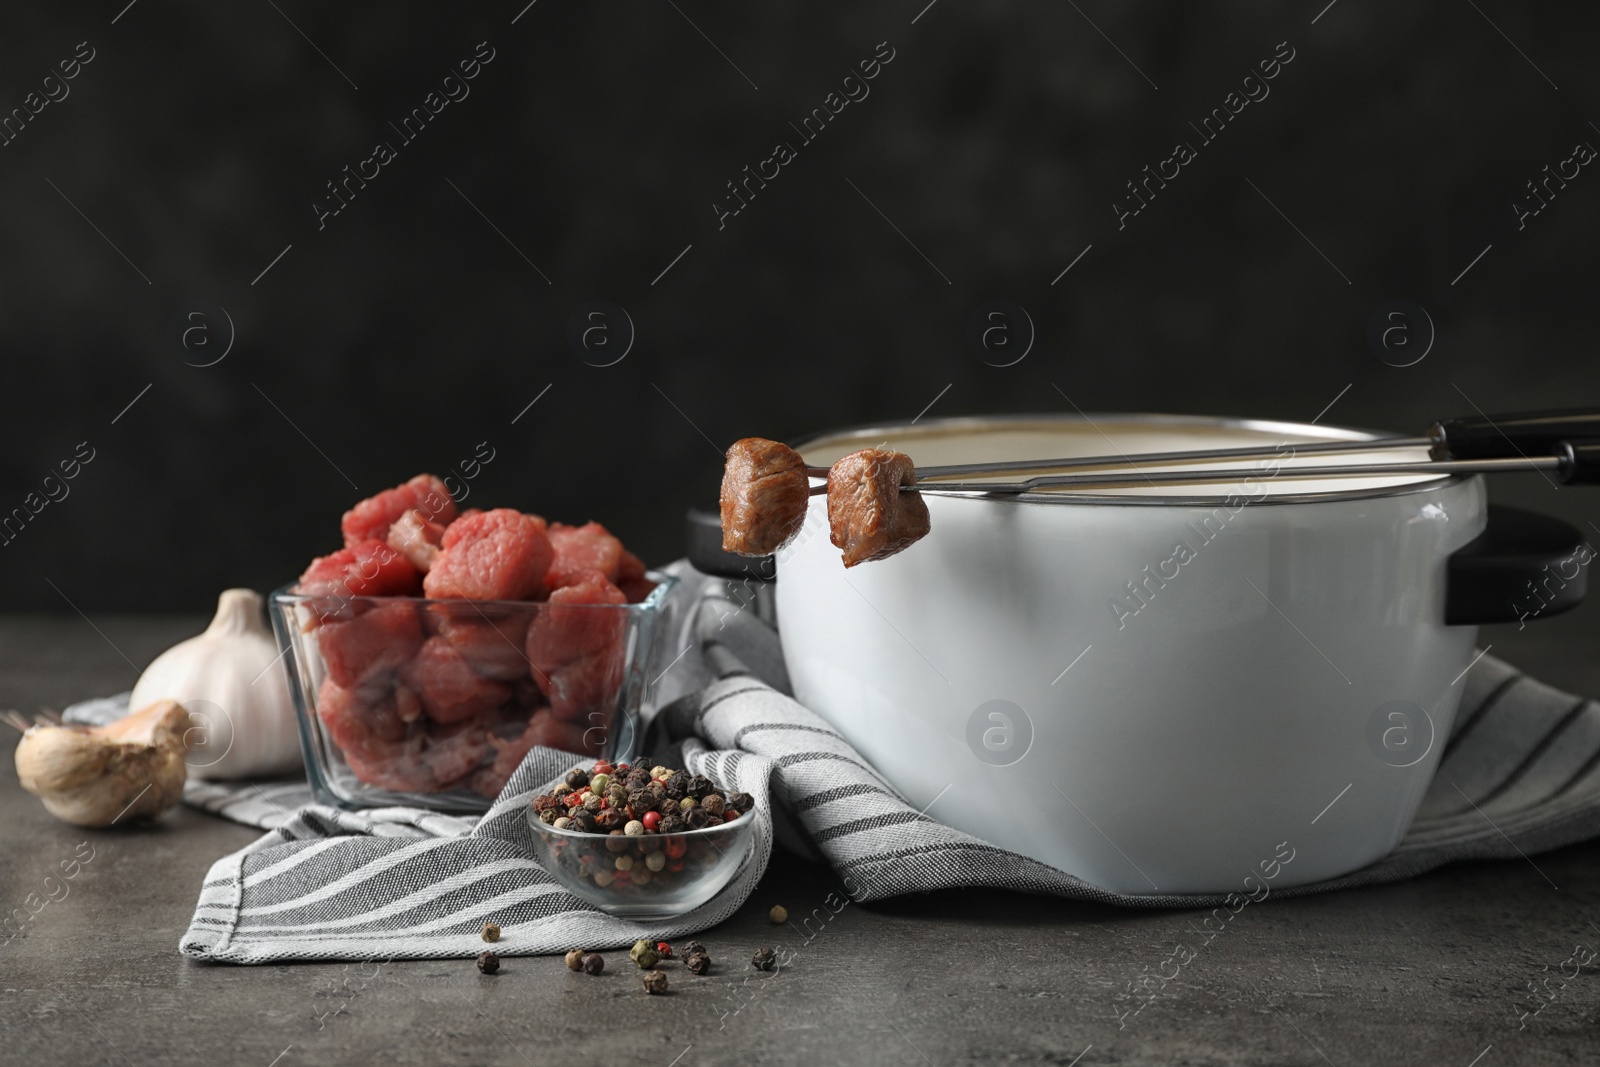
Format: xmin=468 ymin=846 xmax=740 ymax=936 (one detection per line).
xmin=1432 ymin=409 xmax=1600 ymax=460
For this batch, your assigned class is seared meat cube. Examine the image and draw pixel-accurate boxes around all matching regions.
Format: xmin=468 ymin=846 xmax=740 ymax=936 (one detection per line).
xmin=720 ymin=437 xmax=811 ymax=556
xmin=826 ymin=448 xmax=930 ymax=567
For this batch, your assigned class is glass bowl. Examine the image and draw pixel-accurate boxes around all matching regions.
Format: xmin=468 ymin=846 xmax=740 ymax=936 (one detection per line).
xmin=526 ymin=810 xmax=757 ymax=920
xmin=270 ymin=573 xmax=677 ymax=813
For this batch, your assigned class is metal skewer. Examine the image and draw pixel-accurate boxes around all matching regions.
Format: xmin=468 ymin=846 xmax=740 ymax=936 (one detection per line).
xmin=901 ymin=454 xmax=1566 ymax=495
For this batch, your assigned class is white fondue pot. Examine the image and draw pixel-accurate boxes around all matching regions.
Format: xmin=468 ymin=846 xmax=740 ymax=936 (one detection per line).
xmin=753 ymin=414 xmax=1585 ymax=894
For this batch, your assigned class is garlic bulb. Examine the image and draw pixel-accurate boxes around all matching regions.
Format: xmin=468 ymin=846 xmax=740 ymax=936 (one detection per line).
xmin=15 ymin=700 xmax=192 ymax=827
xmin=128 ymin=588 xmax=302 ymax=779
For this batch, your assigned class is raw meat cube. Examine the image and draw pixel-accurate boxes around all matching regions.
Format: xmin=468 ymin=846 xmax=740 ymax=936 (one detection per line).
xmin=298 ymin=540 xmax=421 ymax=611
xmin=721 ymin=437 xmax=810 ymax=555
xmin=616 ymin=545 xmax=655 ymax=602
xmin=317 ymin=601 xmax=424 ymax=688
xmin=547 ymin=521 xmax=625 ymax=589
xmin=404 ymin=636 xmax=513 ymax=724
xmin=318 ymin=677 xmax=408 ymax=746
xmin=387 ymin=508 xmax=448 ymax=573
xmin=421 ymin=717 xmax=493 ymax=789
xmin=545 ymin=646 xmax=624 ymax=724
xmin=424 ymin=508 xmax=552 ymax=601
xmin=470 ymin=704 xmax=598 ymax=796
xmin=524 ymin=571 xmax=626 ymax=675
xmin=826 ymin=448 xmax=931 ymax=567
xmin=430 ymin=607 xmax=532 ymax=681
xmin=318 ymin=679 xmax=436 ymax=792
xmin=341 ymin=474 xmax=457 ymax=547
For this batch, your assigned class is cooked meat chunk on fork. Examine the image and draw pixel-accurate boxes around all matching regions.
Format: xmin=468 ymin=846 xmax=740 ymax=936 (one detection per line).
xmin=826 ymin=448 xmax=931 ymax=567
xmin=720 ymin=437 xmax=811 ymax=556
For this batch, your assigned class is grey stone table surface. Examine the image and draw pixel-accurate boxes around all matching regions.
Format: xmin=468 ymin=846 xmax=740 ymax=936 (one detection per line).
xmin=3 ymin=613 xmax=1600 ymax=1067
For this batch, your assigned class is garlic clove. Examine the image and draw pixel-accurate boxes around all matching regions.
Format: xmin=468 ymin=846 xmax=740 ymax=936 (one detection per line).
xmin=14 ymin=699 xmax=193 ymax=827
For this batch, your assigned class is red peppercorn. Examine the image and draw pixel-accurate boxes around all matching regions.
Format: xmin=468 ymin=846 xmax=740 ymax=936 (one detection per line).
xmin=657 ymin=940 xmax=673 ymax=958
xmin=664 ymin=837 xmax=687 ymax=859
xmin=642 ymin=811 xmax=661 ymax=831
xmin=722 ymin=811 xmax=739 ymax=822
xmin=593 ymin=761 xmax=613 ymax=775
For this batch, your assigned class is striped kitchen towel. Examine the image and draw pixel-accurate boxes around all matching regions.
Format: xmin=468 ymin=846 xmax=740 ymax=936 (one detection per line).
xmin=161 ymin=563 xmax=1600 ymax=962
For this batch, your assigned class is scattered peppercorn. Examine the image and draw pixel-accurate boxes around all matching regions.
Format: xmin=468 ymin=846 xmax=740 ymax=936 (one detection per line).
xmin=752 ymin=947 xmax=776 ymax=971
xmin=482 ymin=922 xmax=501 ymax=942
xmin=581 ymin=952 xmax=605 ymax=975
xmin=565 ymin=948 xmax=586 ymax=971
xmin=477 ymin=951 xmax=500 ymax=974
xmin=642 ymin=970 xmax=669 ymax=995
xmin=656 ymin=941 xmax=674 ymax=958
xmin=685 ymin=951 xmax=711 ymax=975
xmin=769 ymin=905 xmax=788 ymax=925
xmin=630 ymin=939 xmax=661 ymax=969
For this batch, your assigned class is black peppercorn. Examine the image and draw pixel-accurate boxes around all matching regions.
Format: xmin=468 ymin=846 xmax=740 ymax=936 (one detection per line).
xmin=664 ymin=771 xmax=690 ymax=800
xmin=688 ymin=775 xmax=714 ymax=799
xmin=645 ymin=780 xmax=666 ymax=799
xmin=595 ymin=808 xmax=628 ymax=833
xmin=682 ymin=940 xmax=705 ymax=956
xmin=685 ymin=951 xmax=711 ymax=975
xmin=642 ymin=970 xmax=668 ymax=994
xmin=477 ymin=951 xmax=500 ymax=974
xmin=567 ymin=810 xmax=599 ymax=834
xmin=581 ymin=952 xmax=605 ymax=975
xmin=684 ymin=807 xmax=711 ymax=830
xmin=565 ymin=768 xmax=591 ymax=789
xmin=751 ymin=947 xmax=776 ymax=971
xmin=725 ymin=792 xmax=754 ymax=814
xmin=658 ymin=812 xmax=685 ymax=834
xmin=701 ymin=794 xmax=726 ymax=817
xmin=626 ymin=768 xmax=652 ymax=791
xmin=531 ymin=795 xmax=563 ymax=820
xmin=628 ymin=789 xmax=658 ymax=814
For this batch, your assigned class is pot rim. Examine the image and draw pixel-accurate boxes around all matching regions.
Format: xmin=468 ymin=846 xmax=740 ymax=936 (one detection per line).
xmin=791 ymin=412 xmax=1472 ymax=508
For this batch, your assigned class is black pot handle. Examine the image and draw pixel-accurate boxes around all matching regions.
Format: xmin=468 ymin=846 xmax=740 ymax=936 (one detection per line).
xmin=1446 ymin=504 xmax=1591 ymax=625
xmin=686 ymin=506 xmax=776 ymax=581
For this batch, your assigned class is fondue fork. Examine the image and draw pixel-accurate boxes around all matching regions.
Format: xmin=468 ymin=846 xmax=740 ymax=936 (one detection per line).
xmin=803 ymin=441 xmax=1600 ymax=495
xmin=895 ymin=446 xmax=1600 ymax=495
xmin=801 ymin=408 xmax=1600 ymax=483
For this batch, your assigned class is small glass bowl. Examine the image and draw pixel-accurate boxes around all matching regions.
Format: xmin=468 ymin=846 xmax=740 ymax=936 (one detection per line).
xmin=270 ymin=573 xmax=676 ymax=813
xmin=527 ymin=812 xmax=757 ymax=920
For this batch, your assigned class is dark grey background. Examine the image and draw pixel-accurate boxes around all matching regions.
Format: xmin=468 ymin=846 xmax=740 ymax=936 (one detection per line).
xmin=1 ymin=1 xmax=1595 ymax=611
